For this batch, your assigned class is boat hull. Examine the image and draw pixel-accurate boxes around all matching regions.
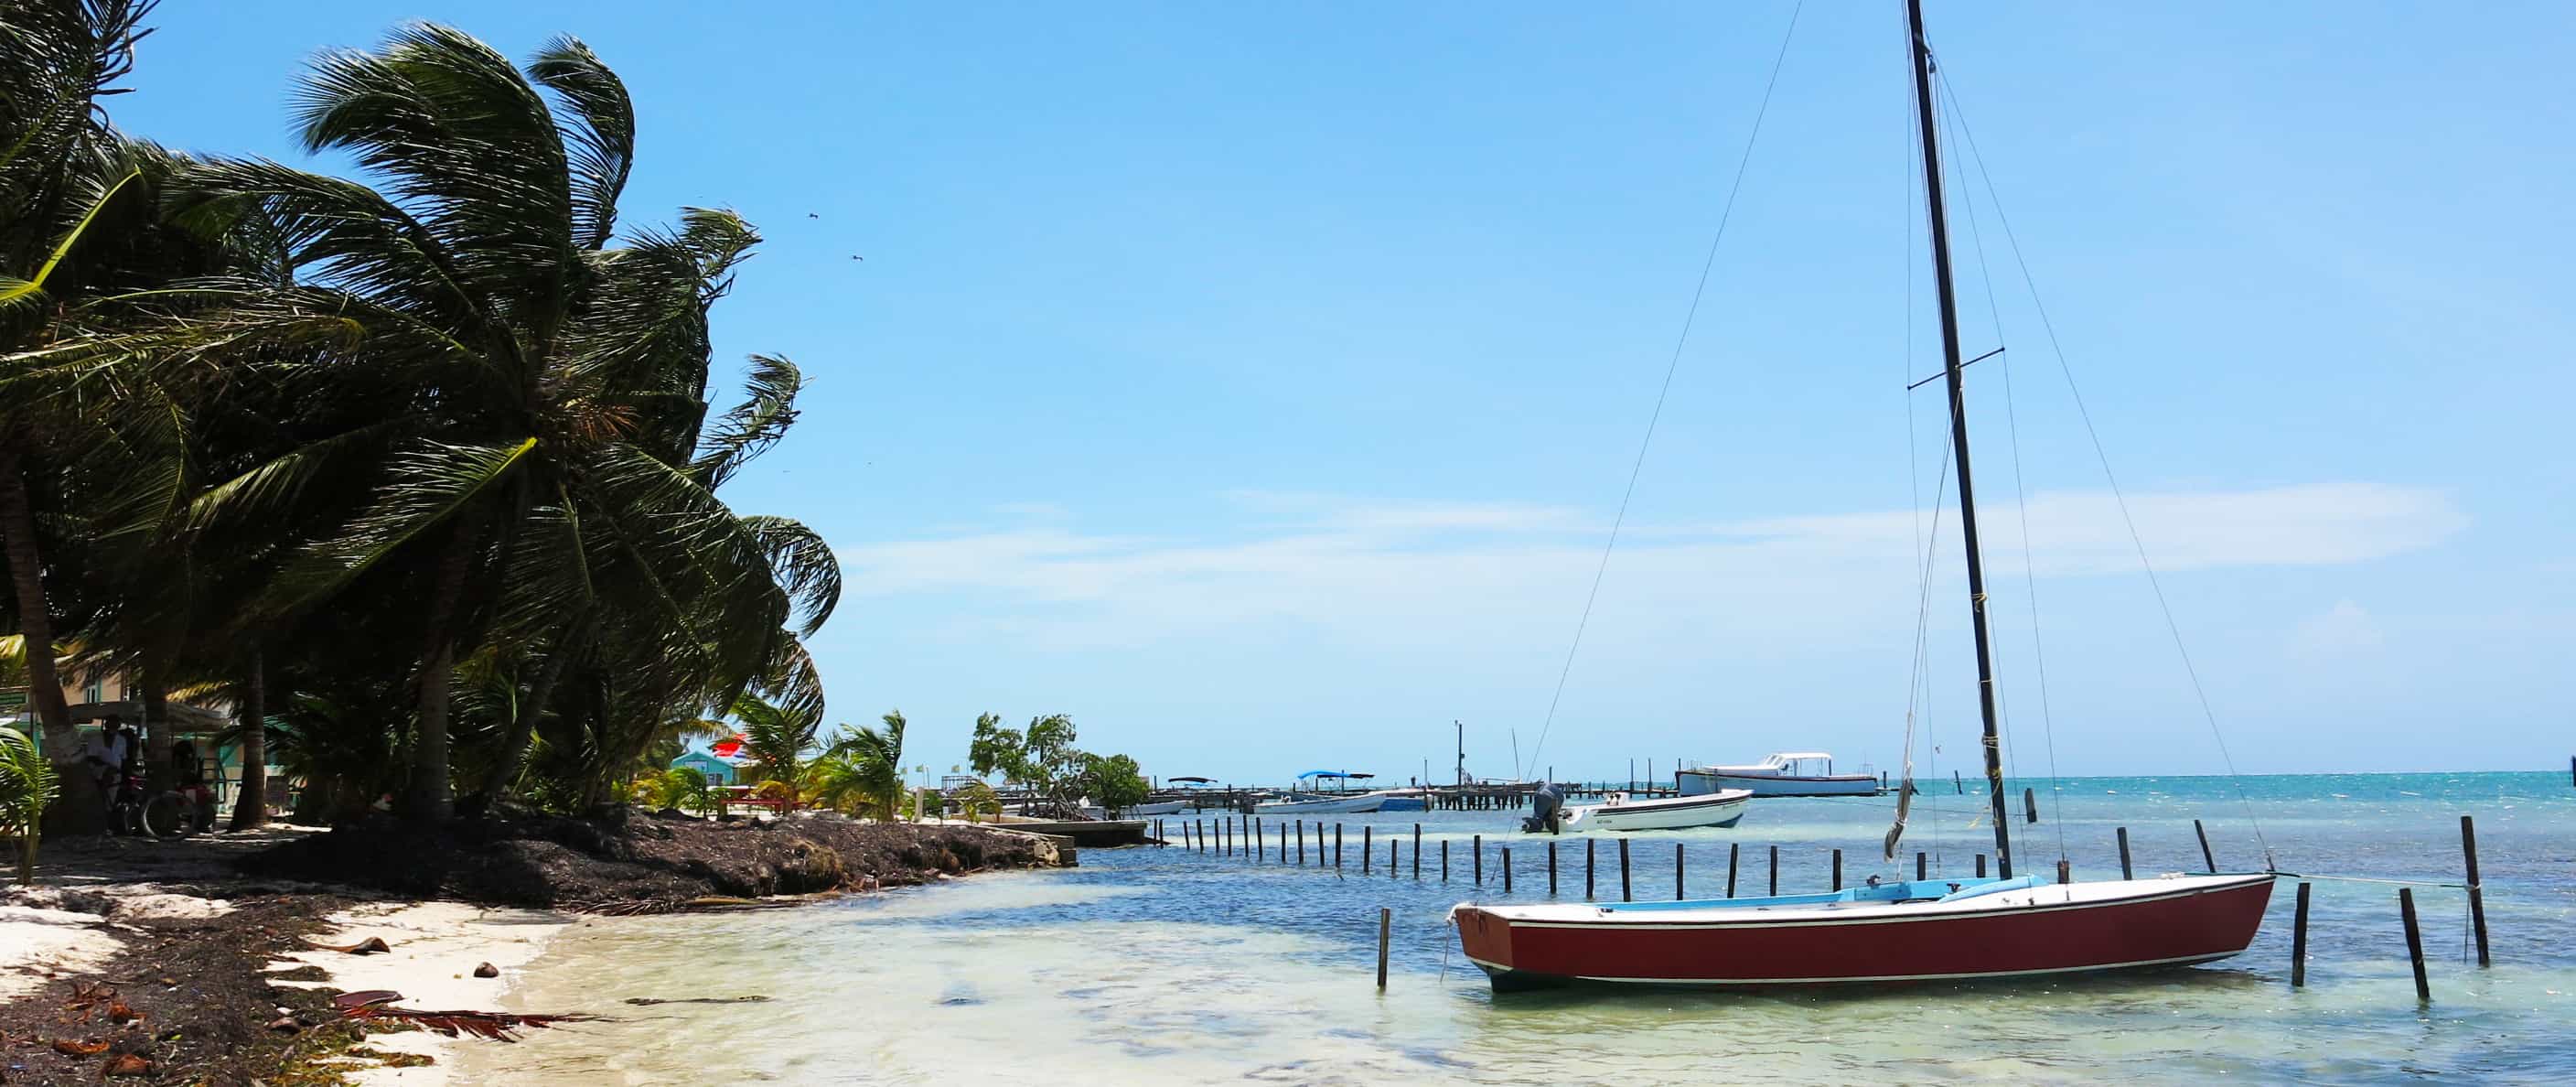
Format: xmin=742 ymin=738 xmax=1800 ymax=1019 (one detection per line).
xmin=1679 ymin=769 xmax=1881 ymax=798
xmin=1453 ymin=873 xmax=2275 ymax=990
xmin=1254 ymin=793 xmax=1387 ymax=814
xmin=1558 ymin=791 xmax=1752 ymax=833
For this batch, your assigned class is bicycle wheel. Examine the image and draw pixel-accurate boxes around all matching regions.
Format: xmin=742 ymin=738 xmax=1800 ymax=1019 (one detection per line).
xmin=142 ymin=792 xmax=192 ymax=839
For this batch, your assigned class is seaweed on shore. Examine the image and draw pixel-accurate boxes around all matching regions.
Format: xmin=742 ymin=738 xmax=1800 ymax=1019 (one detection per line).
xmin=239 ymin=808 xmax=1060 ymax=910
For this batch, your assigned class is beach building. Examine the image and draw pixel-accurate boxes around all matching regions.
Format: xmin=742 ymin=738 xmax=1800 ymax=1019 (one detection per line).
xmin=670 ymin=749 xmax=748 ymax=786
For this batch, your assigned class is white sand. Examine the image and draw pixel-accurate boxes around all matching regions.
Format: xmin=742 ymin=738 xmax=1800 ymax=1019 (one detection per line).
xmin=267 ymin=900 xmax=572 ymax=1086
xmin=0 ymin=903 xmax=125 ymax=1000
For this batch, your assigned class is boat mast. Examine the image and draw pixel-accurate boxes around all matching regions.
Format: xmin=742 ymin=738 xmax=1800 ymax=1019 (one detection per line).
xmin=1905 ymin=0 xmax=2015 ymax=878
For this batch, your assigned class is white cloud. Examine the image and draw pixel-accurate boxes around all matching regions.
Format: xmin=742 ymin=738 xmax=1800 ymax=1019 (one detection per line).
xmin=2290 ymin=598 xmax=2388 ymax=660
xmin=839 ymin=482 xmax=2463 ymax=651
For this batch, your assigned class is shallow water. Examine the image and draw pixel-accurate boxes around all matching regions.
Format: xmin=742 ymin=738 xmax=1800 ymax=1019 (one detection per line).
xmin=463 ymin=772 xmax=2575 ymax=1083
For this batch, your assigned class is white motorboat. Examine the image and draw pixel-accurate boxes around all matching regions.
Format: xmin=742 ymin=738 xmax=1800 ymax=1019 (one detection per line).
xmin=1079 ymin=799 xmax=1187 ymax=819
xmin=1558 ymin=789 xmax=1753 ymax=833
xmin=1255 ymin=791 xmax=1389 ymax=814
xmin=1679 ymin=752 xmax=1882 ymax=798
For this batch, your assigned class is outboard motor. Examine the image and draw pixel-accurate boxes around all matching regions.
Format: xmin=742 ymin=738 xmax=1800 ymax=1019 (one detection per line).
xmin=1520 ymin=781 xmax=1565 ymax=834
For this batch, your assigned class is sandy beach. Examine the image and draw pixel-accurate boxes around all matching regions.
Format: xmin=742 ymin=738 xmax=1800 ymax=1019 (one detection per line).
xmin=0 ymin=814 xmax=1066 ymax=1083
xmin=267 ymin=901 xmax=574 ymax=1084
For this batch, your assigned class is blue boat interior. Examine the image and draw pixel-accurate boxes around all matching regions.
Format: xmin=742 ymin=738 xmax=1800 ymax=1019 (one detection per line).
xmin=1592 ymin=874 xmax=2052 ymax=913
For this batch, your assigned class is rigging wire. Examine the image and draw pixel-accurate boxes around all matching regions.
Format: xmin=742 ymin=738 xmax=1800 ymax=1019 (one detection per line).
xmin=1933 ymin=72 xmax=2278 ymax=870
xmin=1519 ymin=4 xmax=1804 ymax=780
xmin=1935 ymin=70 xmax=2070 ymax=873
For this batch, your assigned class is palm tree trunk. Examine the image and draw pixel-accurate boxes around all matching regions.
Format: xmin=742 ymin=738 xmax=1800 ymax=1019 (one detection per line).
xmin=0 ymin=448 xmax=99 ymax=836
xmin=403 ymin=520 xmax=480 ymax=822
xmin=227 ymin=650 xmax=267 ymax=831
xmin=467 ymin=612 xmax=585 ymax=816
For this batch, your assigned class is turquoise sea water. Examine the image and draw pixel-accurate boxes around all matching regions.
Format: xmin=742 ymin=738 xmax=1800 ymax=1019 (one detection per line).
xmin=464 ymin=772 xmax=2574 ymax=1083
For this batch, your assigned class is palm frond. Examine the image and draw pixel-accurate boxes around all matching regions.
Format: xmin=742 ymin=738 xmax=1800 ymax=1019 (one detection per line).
xmin=524 ymin=37 xmax=633 ymax=250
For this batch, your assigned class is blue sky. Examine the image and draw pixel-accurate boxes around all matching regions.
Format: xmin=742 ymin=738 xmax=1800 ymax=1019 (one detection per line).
xmin=121 ymin=2 xmax=2572 ymax=781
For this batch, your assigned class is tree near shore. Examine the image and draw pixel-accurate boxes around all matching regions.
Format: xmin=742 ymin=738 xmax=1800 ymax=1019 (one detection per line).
xmin=1 ymin=723 xmax=59 ymax=881
xmin=0 ymin=8 xmax=843 ymax=832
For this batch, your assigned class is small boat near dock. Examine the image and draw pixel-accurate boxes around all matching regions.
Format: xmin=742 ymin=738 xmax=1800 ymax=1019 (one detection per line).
xmin=1679 ymin=752 xmax=1882 ymax=798
xmin=1551 ymin=789 xmax=1753 ymax=833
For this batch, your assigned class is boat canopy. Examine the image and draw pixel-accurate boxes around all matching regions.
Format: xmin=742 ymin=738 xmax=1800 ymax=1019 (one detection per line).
xmin=1295 ymin=770 xmax=1372 ymax=780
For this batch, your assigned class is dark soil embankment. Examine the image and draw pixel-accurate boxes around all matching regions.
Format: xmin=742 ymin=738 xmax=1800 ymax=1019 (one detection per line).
xmin=242 ymin=810 xmax=1063 ymax=910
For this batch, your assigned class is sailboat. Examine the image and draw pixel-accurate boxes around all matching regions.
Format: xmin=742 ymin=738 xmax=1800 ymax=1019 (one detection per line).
xmin=1450 ymin=0 xmax=2275 ymax=990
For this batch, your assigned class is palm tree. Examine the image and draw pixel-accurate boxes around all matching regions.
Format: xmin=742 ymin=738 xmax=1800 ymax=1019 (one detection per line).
xmin=808 ymin=711 xmax=907 ymax=822
xmin=721 ymin=688 xmax=822 ymax=797
xmin=162 ymin=27 xmax=833 ymax=820
xmin=0 ymin=0 xmax=166 ymax=834
xmin=1 ymin=723 xmax=58 ymax=882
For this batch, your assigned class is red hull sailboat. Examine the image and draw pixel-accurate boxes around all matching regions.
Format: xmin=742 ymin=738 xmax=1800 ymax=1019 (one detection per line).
xmin=1452 ymin=0 xmax=2276 ymax=991
xmin=1455 ymin=873 xmax=2274 ymax=990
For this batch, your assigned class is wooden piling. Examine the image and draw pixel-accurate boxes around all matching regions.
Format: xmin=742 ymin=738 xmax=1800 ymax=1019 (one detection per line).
xmin=2023 ymin=787 xmax=2039 ymax=823
xmin=1548 ymin=840 xmax=1559 ymax=896
xmin=2290 ymin=880 xmax=2311 ymax=987
xmin=1726 ymin=843 xmax=1740 ymax=898
xmin=1975 ymin=853 xmax=1986 ymax=877
xmin=2195 ymin=818 xmax=2216 ymax=873
xmin=2462 ymin=815 xmax=2490 ymax=967
xmin=1503 ymin=846 xmax=1513 ymax=892
xmin=1335 ymin=823 xmax=1343 ymax=869
xmin=2399 ymin=886 xmax=2431 ymax=1003
xmin=1196 ymin=819 xmax=1205 ymax=852
xmin=1413 ymin=824 xmax=1422 ymax=879
xmin=1586 ymin=838 xmax=1596 ymax=900
xmin=1296 ymin=820 xmax=1306 ymax=866
xmin=1389 ymin=838 xmax=1396 ymax=876
xmin=1675 ymin=843 xmax=1686 ymax=900
xmin=1768 ymin=845 xmax=1779 ymax=895
xmin=1916 ymin=851 xmax=1927 ymax=881
xmin=1363 ymin=826 xmax=1372 ymax=873
xmin=2055 ymin=858 xmax=2071 ymax=885
xmin=1831 ymin=848 xmax=1842 ymax=891
xmin=1619 ymin=838 xmax=1633 ymax=902
xmin=1954 ymin=770 xmax=1962 ymax=794
xmin=2117 ymin=826 xmax=2133 ymax=880
xmin=1376 ymin=907 xmax=1390 ymax=990
xmin=1473 ymin=834 xmax=1484 ymax=884
xmin=1441 ymin=838 xmax=1450 ymax=881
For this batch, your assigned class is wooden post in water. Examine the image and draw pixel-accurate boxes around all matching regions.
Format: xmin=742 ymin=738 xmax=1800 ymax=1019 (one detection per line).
xmin=1675 ymin=843 xmax=1686 ymax=900
xmin=1413 ymin=824 xmax=1422 ymax=879
xmin=1473 ymin=834 xmax=1484 ymax=885
xmin=1548 ymin=840 xmax=1559 ymax=896
xmin=1196 ymin=819 xmax=1205 ymax=852
xmin=1916 ymin=851 xmax=1927 ymax=881
xmin=1441 ymin=839 xmax=1450 ymax=882
xmin=1586 ymin=839 xmax=1596 ymax=900
xmin=2399 ymin=887 xmax=2431 ymax=1003
xmin=1726 ymin=843 xmax=1740 ymax=898
xmin=1954 ymin=770 xmax=1962 ymax=794
xmin=1831 ymin=848 xmax=1842 ymax=891
xmin=2117 ymin=826 xmax=2133 ymax=880
xmin=1619 ymin=838 xmax=1633 ymax=902
xmin=2291 ymin=881 xmax=2312 ymax=988
xmin=2023 ymin=787 xmax=2039 ymax=823
xmin=1363 ymin=826 xmax=1372 ymax=874
xmin=1389 ymin=838 xmax=1396 ymax=876
xmin=2462 ymin=815 xmax=2491 ymax=967
xmin=1975 ymin=853 xmax=1987 ymax=877
xmin=2055 ymin=858 xmax=2071 ymax=885
xmin=1296 ymin=820 xmax=1306 ymax=866
xmin=2195 ymin=818 xmax=2217 ymax=873
xmin=1376 ymin=907 xmax=1391 ymax=991
xmin=1502 ymin=846 xmax=1512 ymax=892
xmin=1769 ymin=845 xmax=1779 ymax=895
